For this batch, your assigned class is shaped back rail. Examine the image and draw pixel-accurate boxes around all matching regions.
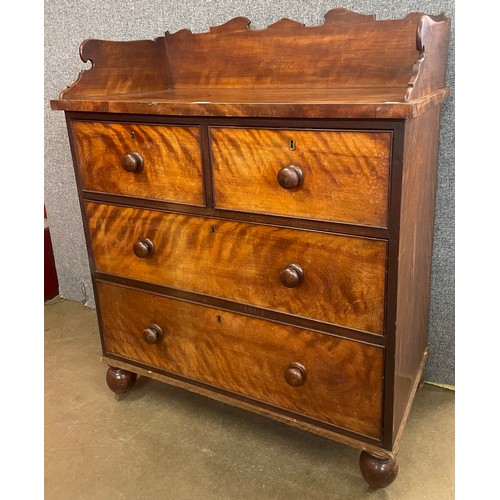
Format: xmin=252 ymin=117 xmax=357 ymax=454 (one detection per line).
xmin=60 ymin=8 xmax=450 ymax=102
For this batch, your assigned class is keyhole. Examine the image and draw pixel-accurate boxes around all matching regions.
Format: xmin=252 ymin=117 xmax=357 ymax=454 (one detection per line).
xmin=210 ymin=226 xmax=216 ymax=234
xmin=131 ymin=131 xmax=136 ymax=141
xmin=289 ymin=139 xmax=296 ymax=151
xmin=216 ymin=315 xmax=222 ymax=323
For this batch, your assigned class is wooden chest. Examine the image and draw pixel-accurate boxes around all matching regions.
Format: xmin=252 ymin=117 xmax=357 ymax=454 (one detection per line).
xmin=51 ymin=9 xmax=450 ymax=488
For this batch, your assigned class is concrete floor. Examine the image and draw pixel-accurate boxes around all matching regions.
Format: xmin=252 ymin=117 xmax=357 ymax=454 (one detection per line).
xmin=45 ymin=298 xmax=454 ymax=499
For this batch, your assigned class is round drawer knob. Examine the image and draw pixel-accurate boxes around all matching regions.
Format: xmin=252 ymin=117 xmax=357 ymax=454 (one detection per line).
xmin=279 ymin=264 xmax=304 ymax=288
xmin=133 ymin=238 xmax=154 ymax=259
xmin=277 ymin=164 xmax=304 ymax=189
xmin=121 ymin=152 xmax=144 ymax=172
xmin=143 ymin=323 xmax=163 ymax=344
xmin=284 ymin=362 xmax=307 ymax=387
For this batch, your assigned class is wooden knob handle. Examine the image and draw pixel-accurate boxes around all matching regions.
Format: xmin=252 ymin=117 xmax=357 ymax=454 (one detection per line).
xmin=133 ymin=238 xmax=154 ymax=258
xmin=284 ymin=362 xmax=307 ymax=387
xmin=121 ymin=152 xmax=144 ymax=172
xmin=143 ymin=324 xmax=163 ymax=344
xmin=279 ymin=264 xmax=304 ymax=288
xmin=277 ymin=164 xmax=304 ymax=189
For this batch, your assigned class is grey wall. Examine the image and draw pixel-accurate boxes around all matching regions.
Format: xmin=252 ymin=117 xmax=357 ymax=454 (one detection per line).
xmin=44 ymin=0 xmax=455 ymax=385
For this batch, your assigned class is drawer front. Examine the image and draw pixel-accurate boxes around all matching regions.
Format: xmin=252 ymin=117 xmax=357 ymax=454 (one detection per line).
xmin=86 ymin=202 xmax=386 ymax=334
xmin=97 ymin=282 xmax=383 ymax=438
xmin=210 ymin=127 xmax=391 ymax=227
xmin=72 ymin=121 xmax=205 ymax=205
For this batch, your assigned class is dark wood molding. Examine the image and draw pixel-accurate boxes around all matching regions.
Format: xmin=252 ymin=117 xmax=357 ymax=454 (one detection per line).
xmin=380 ymin=120 xmax=406 ymax=449
xmin=92 ymin=274 xmax=387 ymax=348
xmin=80 ymin=190 xmax=391 ymax=239
xmin=64 ymin=110 xmax=409 ymax=129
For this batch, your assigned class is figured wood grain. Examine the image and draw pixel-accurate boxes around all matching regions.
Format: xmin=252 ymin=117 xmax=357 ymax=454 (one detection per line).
xmin=60 ymin=37 xmax=168 ymax=99
xmin=392 ymin=107 xmax=443 ymax=444
xmin=85 ymin=202 xmax=387 ymax=334
xmin=164 ymin=10 xmax=422 ymax=90
xmin=211 ymin=127 xmax=391 ymax=227
xmin=97 ymin=281 xmax=383 ymax=438
xmin=72 ymin=121 xmax=204 ymax=205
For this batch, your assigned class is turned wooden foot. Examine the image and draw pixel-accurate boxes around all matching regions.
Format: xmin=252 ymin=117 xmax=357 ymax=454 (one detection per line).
xmin=106 ymin=366 xmax=137 ymax=400
xmin=359 ymin=451 xmax=399 ymax=489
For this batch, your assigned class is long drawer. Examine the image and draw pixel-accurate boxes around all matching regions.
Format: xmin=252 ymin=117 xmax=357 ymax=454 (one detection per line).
xmin=210 ymin=127 xmax=392 ymax=227
xmin=86 ymin=202 xmax=387 ymax=334
xmin=97 ymin=281 xmax=384 ymax=438
xmin=71 ymin=120 xmax=205 ymax=206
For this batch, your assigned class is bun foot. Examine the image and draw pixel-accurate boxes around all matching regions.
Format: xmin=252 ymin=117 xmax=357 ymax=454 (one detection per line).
xmin=359 ymin=451 xmax=399 ymax=489
xmin=106 ymin=366 xmax=137 ymax=400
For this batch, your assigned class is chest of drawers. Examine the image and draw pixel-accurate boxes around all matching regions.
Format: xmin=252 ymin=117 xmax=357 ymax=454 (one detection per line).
xmin=51 ymin=9 xmax=450 ymax=488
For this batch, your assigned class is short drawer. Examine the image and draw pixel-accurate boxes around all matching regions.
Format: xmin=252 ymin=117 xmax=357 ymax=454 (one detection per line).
xmin=86 ymin=202 xmax=386 ymax=334
xmin=210 ymin=127 xmax=391 ymax=228
xmin=71 ymin=121 xmax=205 ymax=205
xmin=97 ymin=282 xmax=383 ymax=438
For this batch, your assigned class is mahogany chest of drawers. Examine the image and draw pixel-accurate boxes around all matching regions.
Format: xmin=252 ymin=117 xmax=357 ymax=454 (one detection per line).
xmin=51 ymin=9 xmax=450 ymax=488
